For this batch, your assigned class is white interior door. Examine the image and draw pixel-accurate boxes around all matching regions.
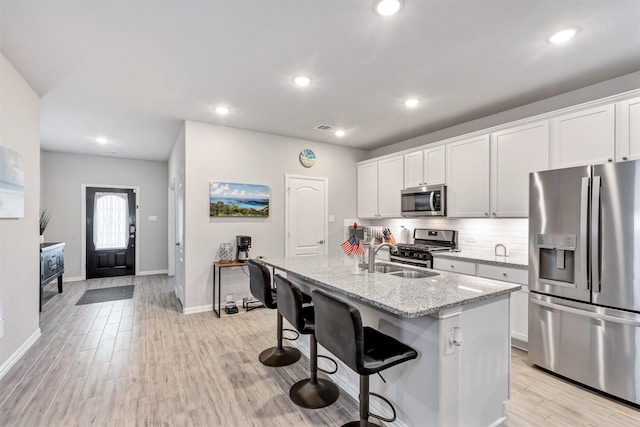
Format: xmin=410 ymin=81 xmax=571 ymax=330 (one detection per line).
xmin=175 ymin=170 xmax=185 ymax=306
xmin=285 ymin=175 xmax=328 ymax=257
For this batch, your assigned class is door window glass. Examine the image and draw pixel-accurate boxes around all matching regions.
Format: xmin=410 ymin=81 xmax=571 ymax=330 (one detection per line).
xmin=94 ymin=192 xmax=128 ymax=249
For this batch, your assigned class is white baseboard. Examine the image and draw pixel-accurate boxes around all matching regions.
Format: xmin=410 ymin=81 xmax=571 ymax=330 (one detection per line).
xmin=0 ymin=328 xmax=41 ymax=381
xmin=63 ymin=276 xmax=83 ymax=283
xmin=138 ymin=270 xmax=168 ymax=276
xmin=182 ymin=304 xmax=213 ymax=315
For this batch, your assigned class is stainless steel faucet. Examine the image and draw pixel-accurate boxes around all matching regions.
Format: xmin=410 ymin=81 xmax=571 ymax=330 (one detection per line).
xmin=368 ymin=240 xmax=398 ymax=273
xmin=494 ymin=243 xmax=507 ymax=257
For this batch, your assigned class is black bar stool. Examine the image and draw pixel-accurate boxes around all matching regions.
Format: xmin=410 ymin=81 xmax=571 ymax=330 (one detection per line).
xmin=248 ymin=260 xmax=301 ymax=367
xmin=274 ymin=274 xmax=340 ymax=409
xmin=312 ymin=289 xmax=418 ymax=427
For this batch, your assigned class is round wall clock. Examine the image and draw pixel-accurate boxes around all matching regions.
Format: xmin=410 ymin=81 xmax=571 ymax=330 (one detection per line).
xmin=299 ymin=149 xmax=316 ymax=168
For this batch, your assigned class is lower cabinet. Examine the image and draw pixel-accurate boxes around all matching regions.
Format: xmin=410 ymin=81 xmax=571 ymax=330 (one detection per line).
xmin=434 ymin=257 xmax=529 ymax=349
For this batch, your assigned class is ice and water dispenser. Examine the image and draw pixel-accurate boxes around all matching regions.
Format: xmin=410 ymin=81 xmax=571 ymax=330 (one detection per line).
xmin=537 ymin=234 xmax=577 ymax=287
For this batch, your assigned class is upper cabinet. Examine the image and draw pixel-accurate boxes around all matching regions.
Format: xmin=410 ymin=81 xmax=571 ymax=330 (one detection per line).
xmin=616 ymin=97 xmax=640 ymax=162
xmin=404 ymin=146 xmax=446 ymax=188
xmin=377 ymin=156 xmax=404 ymax=217
xmin=357 ymin=155 xmax=403 ymax=218
xmin=357 ymin=162 xmax=378 ymax=218
xmin=446 ymin=135 xmax=491 ymax=218
xmin=550 ymin=104 xmax=615 ymax=169
xmin=491 ymin=121 xmax=550 ymax=217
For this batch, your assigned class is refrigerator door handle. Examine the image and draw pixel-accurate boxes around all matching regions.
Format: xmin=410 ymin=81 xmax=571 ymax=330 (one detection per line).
xmin=531 ymin=297 xmax=640 ymax=327
xmin=579 ymin=177 xmax=590 ymax=289
xmin=591 ymin=175 xmax=601 ymax=293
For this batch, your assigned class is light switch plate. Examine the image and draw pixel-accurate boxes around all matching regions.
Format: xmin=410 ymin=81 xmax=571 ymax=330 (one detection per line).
xmin=328 ymin=215 xmax=335 ymax=223
xmin=148 ymin=216 xmax=157 ymax=222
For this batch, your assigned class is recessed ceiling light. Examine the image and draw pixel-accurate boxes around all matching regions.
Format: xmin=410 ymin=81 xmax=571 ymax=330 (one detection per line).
xmin=404 ymin=98 xmax=420 ymax=108
xmin=335 ymin=130 xmax=346 ymax=138
xmin=374 ymin=0 xmax=403 ymax=16
xmin=294 ymin=76 xmax=311 ymax=87
xmin=215 ymin=106 xmax=230 ymax=115
xmin=548 ymin=27 xmax=579 ymax=44
xmin=95 ymin=137 xmax=108 ymax=144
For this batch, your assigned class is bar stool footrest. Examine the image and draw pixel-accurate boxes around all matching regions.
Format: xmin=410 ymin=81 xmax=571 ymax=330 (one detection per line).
xmin=369 ymin=392 xmax=397 ymax=423
xmin=317 ymin=354 xmax=338 ymax=375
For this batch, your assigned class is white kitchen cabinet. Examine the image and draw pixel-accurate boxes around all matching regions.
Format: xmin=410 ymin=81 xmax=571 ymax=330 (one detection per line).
xmin=434 ymin=257 xmax=529 ymax=349
xmin=357 ymin=156 xmax=403 ymax=218
xmin=491 ymin=121 xmax=549 ymax=217
xmin=432 ymin=258 xmax=476 ymax=275
xmin=446 ymin=135 xmax=491 ymax=218
xmin=404 ymin=146 xmax=446 ymax=189
xmin=616 ymin=97 xmax=640 ymax=162
xmin=377 ymin=156 xmax=404 ymax=217
xmin=551 ymin=104 xmax=615 ymax=168
xmin=404 ymin=151 xmax=424 ymax=188
xmin=357 ymin=162 xmax=378 ymax=218
xmin=424 ymin=145 xmax=446 ymax=185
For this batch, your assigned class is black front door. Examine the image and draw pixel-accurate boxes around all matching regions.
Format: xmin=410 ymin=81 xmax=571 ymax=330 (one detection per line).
xmin=86 ymin=187 xmax=136 ymax=279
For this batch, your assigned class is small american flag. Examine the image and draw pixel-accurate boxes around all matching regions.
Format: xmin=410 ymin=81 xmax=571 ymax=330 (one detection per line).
xmin=341 ymin=234 xmax=363 ymax=256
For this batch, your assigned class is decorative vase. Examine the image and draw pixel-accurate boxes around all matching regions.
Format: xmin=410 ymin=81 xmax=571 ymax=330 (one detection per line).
xmin=40 ymin=235 xmax=44 ymax=244
xmin=350 ymin=254 xmax=361 ymax=275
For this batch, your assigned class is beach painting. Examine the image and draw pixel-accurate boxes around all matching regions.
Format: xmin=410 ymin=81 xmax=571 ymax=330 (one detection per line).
xmin=210 ymin=181 xmax=269 ymax=217
xmin=0 ymin=144 xmax=25 ymax=218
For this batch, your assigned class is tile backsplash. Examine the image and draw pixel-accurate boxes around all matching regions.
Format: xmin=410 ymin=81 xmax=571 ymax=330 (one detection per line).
xmin=357 ymin=217 xmax=529 ymax=258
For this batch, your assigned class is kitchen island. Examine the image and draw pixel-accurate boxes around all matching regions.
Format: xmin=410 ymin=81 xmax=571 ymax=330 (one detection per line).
xmin=262 ymin=256 xmax=520 ymax=427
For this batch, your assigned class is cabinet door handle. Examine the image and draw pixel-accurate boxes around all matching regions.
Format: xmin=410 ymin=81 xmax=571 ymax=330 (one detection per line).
xmin=502 ymin=272 xmax=508 ymax=277
xmin=484 ymin=212 xmax=489 ymax=216
xmin=317 ymin=240 xmax=325 ymax=244
xmin=623 ymin=156 xmax=629 ymax=161
xmin=451 ymin=265 xmax=455 ymax=269
xmin=492 ymin=212 xmax=496 ymax=216
xmin=608 ymin=158 xmax=613 ymax=162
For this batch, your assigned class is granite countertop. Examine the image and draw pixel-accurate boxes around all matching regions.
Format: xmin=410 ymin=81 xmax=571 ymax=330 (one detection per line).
xmin=261 ymin=256 xmax=520 ymax=319
xmin=432 ymin=251 xmax=528 ymax=270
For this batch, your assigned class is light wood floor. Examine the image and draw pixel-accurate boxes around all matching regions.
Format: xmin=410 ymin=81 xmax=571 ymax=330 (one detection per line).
xmin=0 ymin=275 xmax=638 ymax=426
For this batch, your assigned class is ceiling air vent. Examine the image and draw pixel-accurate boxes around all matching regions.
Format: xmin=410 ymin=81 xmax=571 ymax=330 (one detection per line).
xmin=314 ymin=124 xmax=335 ymax=132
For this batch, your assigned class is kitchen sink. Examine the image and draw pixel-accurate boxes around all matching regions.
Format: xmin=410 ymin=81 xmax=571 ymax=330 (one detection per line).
xmin=388 ymin=270 xmax=439 ymax=279
xmin=373 ymin=264 xmax=404 ymax=273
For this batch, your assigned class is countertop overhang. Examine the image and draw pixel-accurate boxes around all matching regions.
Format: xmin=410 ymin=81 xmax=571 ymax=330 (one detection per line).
xmin=261 ymin=256 xmax=520 ymax=319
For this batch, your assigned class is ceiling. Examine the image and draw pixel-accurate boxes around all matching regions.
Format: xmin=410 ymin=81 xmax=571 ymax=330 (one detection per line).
xmin=1 ymin=1 xmax=640 ymax=162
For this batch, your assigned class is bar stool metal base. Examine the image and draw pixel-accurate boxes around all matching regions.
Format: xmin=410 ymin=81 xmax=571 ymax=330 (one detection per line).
xmin=289 ymin=378 xmax=340 ymax=409
xmin=259 ymin=346 xmax=301 ymax=367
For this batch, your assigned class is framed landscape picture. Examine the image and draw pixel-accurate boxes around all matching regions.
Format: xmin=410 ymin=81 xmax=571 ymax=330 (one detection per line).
xmin=210 ymin=181 xmax=270 ymax=217
xmin=0 ymin=144 xmax=25 ymax=218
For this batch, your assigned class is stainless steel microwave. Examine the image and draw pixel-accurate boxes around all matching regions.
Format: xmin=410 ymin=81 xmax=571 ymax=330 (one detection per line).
xmin=401 ymin=185 xmax=446 ymax=216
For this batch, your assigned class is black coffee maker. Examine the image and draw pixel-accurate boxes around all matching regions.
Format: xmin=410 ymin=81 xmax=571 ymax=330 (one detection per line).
xmin=236 ymin=235 xmax=251 ymax=262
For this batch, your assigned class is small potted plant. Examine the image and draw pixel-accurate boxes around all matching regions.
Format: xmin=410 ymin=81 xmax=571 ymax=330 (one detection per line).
xmin=39 ymin=209 xmax=51 ymax=243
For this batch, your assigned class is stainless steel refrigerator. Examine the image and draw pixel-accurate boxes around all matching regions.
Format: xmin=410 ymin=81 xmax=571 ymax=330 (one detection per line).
xmin=528 ymin=160 xmax=640 ymax=405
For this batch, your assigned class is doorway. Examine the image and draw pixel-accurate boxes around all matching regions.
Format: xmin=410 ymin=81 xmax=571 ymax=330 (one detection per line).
xmin=285 ymin=175 xmax=328 ymax=257
xmin=85 ymin=186 xmax=137 ymax=279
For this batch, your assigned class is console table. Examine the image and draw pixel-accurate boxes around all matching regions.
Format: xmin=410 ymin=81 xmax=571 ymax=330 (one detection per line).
xmin=212 ymin=261 xmax=247 ymax=318
xmin=40 ymin=242 xmax=65 ymax=312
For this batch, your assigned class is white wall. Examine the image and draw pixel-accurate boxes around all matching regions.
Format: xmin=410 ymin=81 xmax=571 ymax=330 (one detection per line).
xmin=0 ymin=54 xmax=41 ymax=372
xmin=182 ymin=121 xmax=367 ymax=309
xmin=41 ymin=152 xmax=169 ymax=278
xmin=371 ymin=70 xmax=640 ymax=158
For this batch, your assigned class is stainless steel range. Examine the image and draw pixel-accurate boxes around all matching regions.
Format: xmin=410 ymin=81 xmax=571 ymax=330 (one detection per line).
xmin=390 ymin=228 xmax=458 ymax=268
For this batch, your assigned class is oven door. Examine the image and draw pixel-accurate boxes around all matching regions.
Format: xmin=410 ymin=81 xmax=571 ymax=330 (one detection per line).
xmin=401 ymin=185 xmax=446 ymax=216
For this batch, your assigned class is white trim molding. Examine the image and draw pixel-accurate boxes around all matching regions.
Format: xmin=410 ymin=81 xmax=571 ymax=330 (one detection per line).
xmin=138 ymin=270 xmax=168 ymax=276
xmin=182 ymin=304 xmax=213 ymax=315
xmin=0 ymin=328 xmax=41 ymax=381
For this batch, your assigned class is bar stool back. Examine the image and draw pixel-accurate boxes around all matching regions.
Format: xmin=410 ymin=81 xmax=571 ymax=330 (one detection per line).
xmin=312 ymin=289 xmax=418 ymax=427
xmin=275 ymin=274 xmax=340 ymax=409
xmin=248 ymin=260 xmax=301 ymax=367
